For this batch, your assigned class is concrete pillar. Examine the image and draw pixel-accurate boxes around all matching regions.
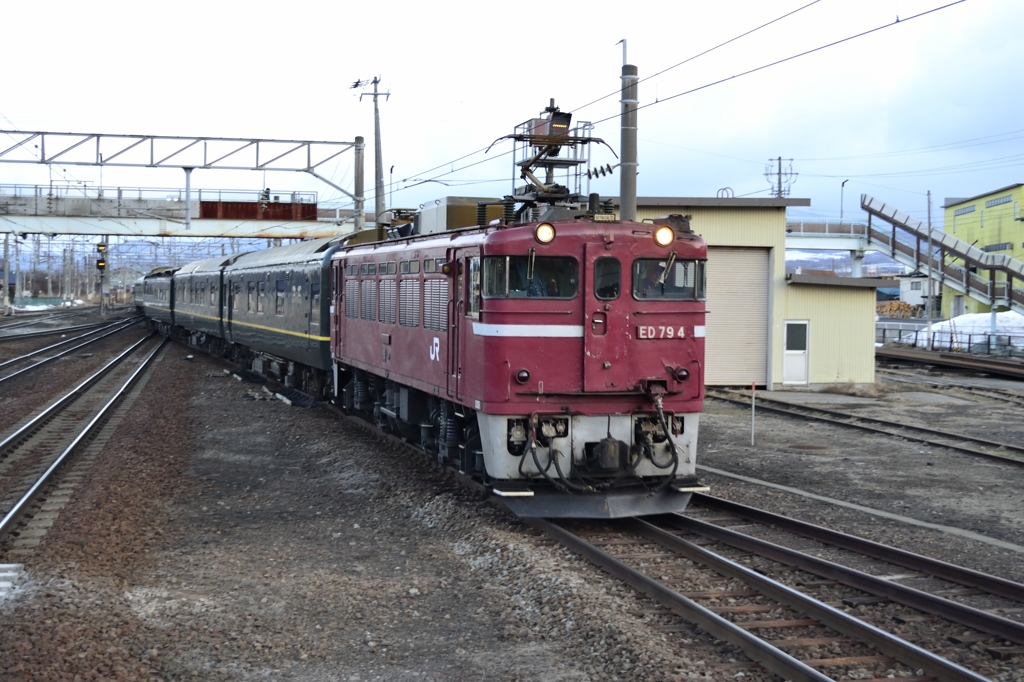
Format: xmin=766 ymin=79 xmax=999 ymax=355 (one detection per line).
xmin=850 ymin=249 xmax=864 ymax=278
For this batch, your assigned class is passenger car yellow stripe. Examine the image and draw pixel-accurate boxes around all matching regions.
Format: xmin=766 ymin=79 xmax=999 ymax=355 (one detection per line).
xmin=150 ymin=305 xmax=330 ymax=342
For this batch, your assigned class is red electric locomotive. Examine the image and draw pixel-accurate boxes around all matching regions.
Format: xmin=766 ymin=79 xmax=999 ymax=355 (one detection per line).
xmin=329 ymin=212 xmax=706 ymax=517
xmin=329 ymin=100 xmax=706 ymax=517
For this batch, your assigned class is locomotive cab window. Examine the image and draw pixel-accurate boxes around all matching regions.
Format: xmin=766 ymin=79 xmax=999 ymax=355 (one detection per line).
xmin=633 ymin=258 xmax=706 ymax=300
xmin=483 ymin=256 xmax=578 ymax=298
xmin=594 ymin=257 xmax=621 ymax=300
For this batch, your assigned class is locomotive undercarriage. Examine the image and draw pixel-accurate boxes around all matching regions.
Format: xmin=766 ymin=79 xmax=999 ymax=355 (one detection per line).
xmin=335 ymin=364 xmax=700 ymax=518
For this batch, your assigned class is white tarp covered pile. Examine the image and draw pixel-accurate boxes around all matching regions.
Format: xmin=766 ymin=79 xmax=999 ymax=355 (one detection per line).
xmin=901 ymin=311 xmax=1024 ymax=350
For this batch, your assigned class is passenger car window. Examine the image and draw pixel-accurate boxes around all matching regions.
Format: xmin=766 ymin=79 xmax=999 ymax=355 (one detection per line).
xmin=594 ymin=258 xmax=621 ymax=300
xmin=257 ymin=281 xmax=266 ymax=313
xmin=276 ymin=280 xmax=286 ymax=315
xmin=483 ymin=256 xmax=578 ymax=298
xmin=311 ymin=277 xmax=321 ymax=325
xmin=632 ymin=259 xmax=706 ymax=300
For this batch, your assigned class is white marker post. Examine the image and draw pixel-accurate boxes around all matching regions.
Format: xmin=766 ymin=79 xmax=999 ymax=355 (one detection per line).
xmin=750 ymin=382 xmax=756 ymax=446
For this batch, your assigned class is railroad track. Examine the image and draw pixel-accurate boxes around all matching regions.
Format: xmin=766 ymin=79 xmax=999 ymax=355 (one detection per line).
xmin=526 ymin=497 xmax=1024 ymax=681
xmin=0 ymin=309 xmax=92 ymax=333
xmin=706 ymin=389 xmax=1024 ymax=467
xmin=682 ymin=495 xmax=1024 ymax=648
xmin=0 ymin=317 xmax=140 ymax=385
xmin=0 ymin=320 xmax=125 ymax=343
xmin=876 ymin=347 xmax=1024 ymax=382
xmin=0 ymin=335 xmax=165 ymax=550
xmin=877 ymin=368 xmax=1024 ymax=408
xmin=526 ymin=514 xmax=996 ymax=682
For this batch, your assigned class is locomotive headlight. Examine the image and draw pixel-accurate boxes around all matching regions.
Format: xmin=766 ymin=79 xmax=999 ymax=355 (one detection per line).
xmin=654 ymin=225 xmax=675 ymax=247
xmin=535 ymin=223 xmax=556 ymax=244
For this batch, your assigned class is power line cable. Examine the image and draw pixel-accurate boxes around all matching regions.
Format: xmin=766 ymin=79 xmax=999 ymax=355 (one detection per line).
xmin=797 ymin=127 xmax=1024 ymax=162
xmin=570 ymin=0 xmax=822 ymax=114
xmin=586 ymin=1 xmax=967 ymax=129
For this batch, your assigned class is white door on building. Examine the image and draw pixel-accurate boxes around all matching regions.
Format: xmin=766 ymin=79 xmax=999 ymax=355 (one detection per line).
xmin=704 ymin=247 xmax=770 ymax=385
xmin=952 ymin=295 xmax=965 ymax=318
xmin=783 ymin=320 xmax=809 ymax=385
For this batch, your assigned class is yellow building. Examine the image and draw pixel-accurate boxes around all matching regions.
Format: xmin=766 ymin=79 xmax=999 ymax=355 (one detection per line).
xmin=627 ymin=198 xmax=880 ymax=388
xmin=941 ymin=184 xmax=1024 ymax=317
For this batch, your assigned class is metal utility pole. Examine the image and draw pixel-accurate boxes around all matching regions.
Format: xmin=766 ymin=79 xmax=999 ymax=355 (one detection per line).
xmin=13 ymin=237 xmax=20 ymax=305
xmin=840 ymin=179 xmax=849 ymax=222
xmin=100 ymin=236 xmax=110 ymax=316
xmin=618 ymin=40 xmax=638 ymax=222
xmin=926 ymin=190 xmax=933 ymax=343
xmin=764 ymin=158 xmax=797 ymax=198
xmin=359 ymin=77 xmax=389 ymax=238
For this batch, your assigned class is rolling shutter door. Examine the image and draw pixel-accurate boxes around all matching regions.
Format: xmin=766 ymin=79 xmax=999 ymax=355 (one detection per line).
xmin=704 ymin=247 xmax=769 ymax=385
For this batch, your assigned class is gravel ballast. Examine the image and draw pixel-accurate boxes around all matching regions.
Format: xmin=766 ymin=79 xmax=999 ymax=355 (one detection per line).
xmin=2 ymin=350 xmax=1023 ymax=680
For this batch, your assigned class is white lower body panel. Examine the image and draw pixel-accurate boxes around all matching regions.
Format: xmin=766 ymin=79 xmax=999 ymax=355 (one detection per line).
xmin=477 ymin=412 xmax=699 ymax=481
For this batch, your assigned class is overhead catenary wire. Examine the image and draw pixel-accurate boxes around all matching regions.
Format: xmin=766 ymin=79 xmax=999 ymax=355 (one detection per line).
xmin=353 ymin=0 xmax=967 ymax=211
xmin=585 ymin=0 xmax=968 ymax=130
xmin=569 ymin=0 xmax=823 ymax=115
xmin=337 ymin=2 xmax=828 ymax=211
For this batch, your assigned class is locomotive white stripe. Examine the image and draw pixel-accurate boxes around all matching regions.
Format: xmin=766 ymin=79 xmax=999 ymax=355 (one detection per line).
xmin=472 ymin=323 xmax=585 ymax=338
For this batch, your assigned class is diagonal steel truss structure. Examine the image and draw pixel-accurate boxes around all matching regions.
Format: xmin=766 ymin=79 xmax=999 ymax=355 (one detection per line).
xmin=0 ymin=131 xmax=363 ymax=202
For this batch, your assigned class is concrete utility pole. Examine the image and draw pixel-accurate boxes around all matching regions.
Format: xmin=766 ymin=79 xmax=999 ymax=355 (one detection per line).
xmin=618 ymin=40 xmax=638 ymax=222
xmin=926 ymin=190 xmax=933 ymax=344
xmin=2 ymin=233 xmax=8 ymax=314
xmin=354 ymin=136 xmax=366 ymax=232
xmin=777 ymin=157 xmax=783 ymax=198
xmin=360 ymin=77 xmax=389 ymax=238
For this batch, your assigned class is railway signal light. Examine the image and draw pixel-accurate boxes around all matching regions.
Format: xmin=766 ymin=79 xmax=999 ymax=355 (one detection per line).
xmin=97 ymin=243 xmax=107 ymax=253
xmin=96 ymin=258 xmax=106 ymax=272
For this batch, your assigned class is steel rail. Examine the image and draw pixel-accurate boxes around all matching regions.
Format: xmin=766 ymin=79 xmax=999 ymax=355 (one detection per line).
xmin=0 ymin=337 xmax=165 ymax=543
xmin=0 ymin=311 xmax=86 ymax=332
xmin=707 ymin=390 xmax=1024 ymax=466
xmin=0 ymin=319 xmax=136 ymax=371
xmin=522 ymin=517 xmax=834 ymax=682
xmin=876 ymin=347 xmax=1024 ymax=381
xmin=0 ymin=320 xmax=125 ymax=342
xmin=877 ymin=370 xmax=1024 ymax=407
xmin=0 ymin=334 xmax=153 ymax=458
xmin=630 ymin=518 xmax=987 ymax=682
xmin=659 ymin=513 xmax=1024 ymax=646
xmin=0 ymin=319 xmax=140 ymax=386
xmin=691 ymin=494 xmax=1024 ymax=603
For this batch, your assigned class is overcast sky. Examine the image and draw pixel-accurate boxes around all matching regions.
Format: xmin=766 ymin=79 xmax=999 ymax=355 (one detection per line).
xmin=2 ymin=0 xmax=1019 ymax=229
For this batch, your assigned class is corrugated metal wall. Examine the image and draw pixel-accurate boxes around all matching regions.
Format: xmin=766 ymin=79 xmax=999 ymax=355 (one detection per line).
xmin=704 ymin=247 xmax=770 ymax=385
xmin=785 ymin=285 xmax=876 ymax=384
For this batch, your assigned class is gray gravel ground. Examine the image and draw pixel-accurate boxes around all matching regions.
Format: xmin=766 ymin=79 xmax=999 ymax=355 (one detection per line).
xmin=2 ymin=351 xmax=1023 ymax=681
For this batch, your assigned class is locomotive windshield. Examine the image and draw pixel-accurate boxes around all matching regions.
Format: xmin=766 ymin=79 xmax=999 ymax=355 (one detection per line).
xmin=483 ymin=256 xmax=578 ymax=298
xmin=633 ymin=259 xmax=706 ymax=300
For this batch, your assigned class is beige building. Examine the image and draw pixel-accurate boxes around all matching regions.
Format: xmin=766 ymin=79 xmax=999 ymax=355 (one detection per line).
xmin=621 ymin=197 xmax=880 ymax=389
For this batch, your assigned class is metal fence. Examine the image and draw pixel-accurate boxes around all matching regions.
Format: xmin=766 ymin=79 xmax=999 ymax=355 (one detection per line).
xmin=876 ymin=326 xmax=1024 ymax=357
xmin=0 ymin=183 xmax=317 ymax=204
